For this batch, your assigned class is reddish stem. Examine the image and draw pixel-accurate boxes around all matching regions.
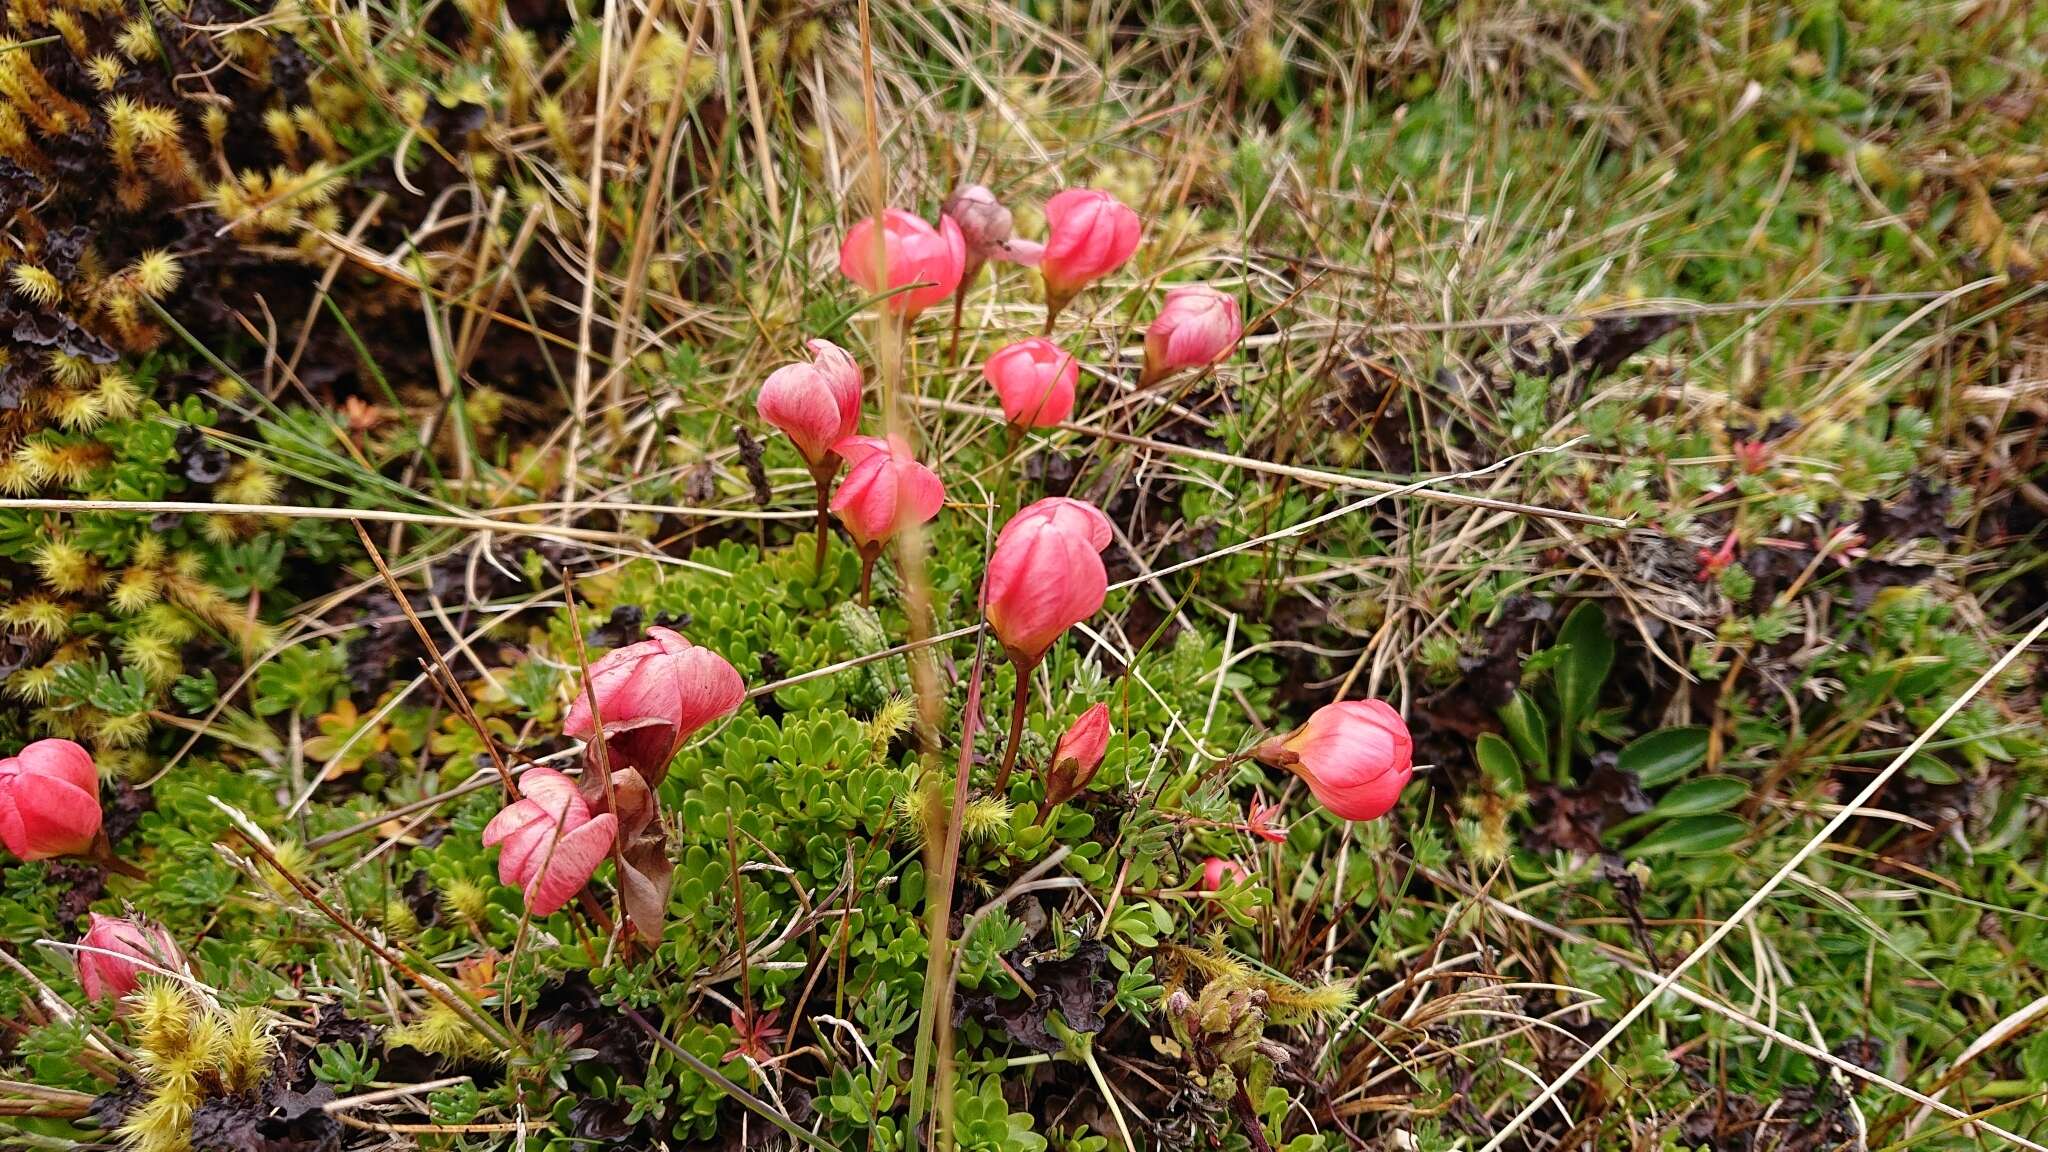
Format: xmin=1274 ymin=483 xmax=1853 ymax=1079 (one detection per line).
xmin=92 ymin=840 xmax=148 ymax=881
xmin=1232 ymin=1082 xmax=1275 ymax=1152
xmin=1042 ymin=290 xmax=1070 ymax=335
xmin=812 ymin=468 xmax=833 ymax=583
xmin=991 ymin=668 xmax=1032 ymax=794
xmin=947 ymin=265 xmax=976 ymax=362
xmin=857 ymin=550 xmax=878 ymax=606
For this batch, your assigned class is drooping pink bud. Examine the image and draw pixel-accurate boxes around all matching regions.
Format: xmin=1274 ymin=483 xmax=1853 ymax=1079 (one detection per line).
xmin=481 ymin=766 xmax=619 ymax=916
xmin=1141 ymin=285 xmax=1241 ymax=386
xmin=839 ymin=209 xmax=968 ymax=317
xmin=0 ymin=738 xmax=102 ymax=862
xmin=76 ymin=914 xmax=183 ymax=1003
xmin=942 ymin=184 xmax=1043 ymax=270
xmin=1043 ymin=702 xmax=1110 ymax=807
xmin=1038 ymin=189 xmax=1142 ymax=319
xmin=1200 ymin=857 xmax=1249 ymax=892
xmin=562 ymin=627 xmax=746 ymax=784
xmin=1253 ymin=700 xmax=1413 ymax=822
xmin=982 ymin=497 xmax=1115 ymax=669
xmin=829 ymin=435 xmax=946 ymax=552
xmin=983 ymin=338 xmax=1080 ymax=428
xmin=756 ymin=339 xmax=863 ymax=469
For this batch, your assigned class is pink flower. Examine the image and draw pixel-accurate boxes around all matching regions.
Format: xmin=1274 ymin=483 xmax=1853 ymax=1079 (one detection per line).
xmin=983 ymin=497 xmax=1114 ymax=669
xmin=1044 ymin=702 xmax=1110 ymax=807
xmin=76 ymin=914 xmax=183 ymax=1003
xmin=983 ymin=339 xmax=1079 ymax=428
xmin=942 ymin=184 xmax=1044 ymax=270
xmin=1039 ymin=189 xmax=1141 ymax=311
xmin=562 ymin=627 xmax=746 ymax=783
xmin=830 ymin=435 xmax=946 ymax=551
xmin=1255 ymin=700 xmax=1413 ymax=822
xmin=757 ymin=340 xmax=863 ymax=469
xmin=481 ymin=767 xmax=619 ymax=916
xmin=1200 ymin=857 xmax=1249 ymax=892
xmin=1141 ymin=285 xmax=1241 ymax=385
xmin=995 ymin=496 xmax=1114 ymax=552
xmin=1244 ymin=796 xmax=1288 ymax=844
xmin=0 ymin=738 xmax=102 ymax=862
xmin=839 ymin=208 xmax=967 ymax=317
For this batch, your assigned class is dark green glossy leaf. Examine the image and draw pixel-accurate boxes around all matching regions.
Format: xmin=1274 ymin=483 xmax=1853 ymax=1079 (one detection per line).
xmin=1475 ymin=733 xmax=1522 ymax=789
xmin=1619 ymin=726 xmax=1710 ymax=788
xmin=1499 ymin=691 xmax=1550 ymax=777
xmin=1624 ymin=813 xmax=1749 ymax=858
xmin=1649 ymin=776 xmax=1748 ymax=818
xmin=1555 ymin=602 xmax=1614 ymax=731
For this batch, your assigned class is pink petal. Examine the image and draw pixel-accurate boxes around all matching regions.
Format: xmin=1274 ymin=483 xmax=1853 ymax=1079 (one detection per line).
xmin=900 ymin=460 xmax=947 ymax=527
xmin=0 ymin=785 xmax=26 ymax=860
xmin=998 ymin=238 xmax=1045 ymax=266
xmin=19 ymin=740 xmax=97 ymax=795
xmin=494 ymin=816 xmax=555 ymax=888
xmin=482 ymin=798 xmax=543 ymax=847
xmin=5 ymin=775 xmax=100 ymax=859
xmin=671 ymin=648 xmax=746 ymax=740
xmin=523 ymin=814 xmax=616 ymax=916
xmin=832 ymin=434 xmax=893 ymax=468
xmin=514 ymin=767 xmax=584 ymax=819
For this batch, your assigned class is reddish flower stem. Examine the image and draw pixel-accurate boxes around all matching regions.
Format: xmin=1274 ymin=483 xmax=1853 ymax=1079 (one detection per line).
xmin=992 ymin=668 xmax=1032 ymax=794
xmin=812 ymin=469 xmax=833 ymax=583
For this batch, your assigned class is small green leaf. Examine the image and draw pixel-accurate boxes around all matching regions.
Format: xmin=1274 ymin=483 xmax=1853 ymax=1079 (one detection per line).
xmin=1906 ymin=755 xmax=1959 ymax=785
xmin=1892 ymin=656 xmax=1955 ymax=701
xmin=1499 ymin=692 xmax=1550 ymax=777
xmin=1649 ymin=776 xmax=1748 ymax=818
xmin=1475 ymin=733 xmax=1522 ymax=789
xmin=1555 ymin=602 xmax=1614 ymax=731
xmin=1618 ymin=726 xmax=1710 ymax=788
xmin=1624 ymin=813 xmax=1748 ymax=858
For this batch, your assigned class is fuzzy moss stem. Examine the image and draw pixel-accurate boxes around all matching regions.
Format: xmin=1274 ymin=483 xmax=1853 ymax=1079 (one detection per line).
xmin=992 ymin=668 xmax=1032 ymax=794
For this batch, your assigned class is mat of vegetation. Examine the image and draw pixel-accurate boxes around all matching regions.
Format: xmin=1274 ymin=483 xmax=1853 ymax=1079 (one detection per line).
xmin=2 ymin=1 xmax=2046 ymax=1150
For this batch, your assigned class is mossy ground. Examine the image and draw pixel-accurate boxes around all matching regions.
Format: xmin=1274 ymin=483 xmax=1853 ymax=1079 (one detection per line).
xmin=2 ymin=2 xmax=2047 ymax=1150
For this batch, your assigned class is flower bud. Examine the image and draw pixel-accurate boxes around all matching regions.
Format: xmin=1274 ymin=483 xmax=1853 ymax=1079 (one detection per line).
xmin=0 ymin=738 xmax=102 ymax=862
xmin=1141 ymin=285 xmax=1241 ymax=386
xmin=1253 ymin=699 xmax=1413 ymax=822
xmin=77 ymin=914 xmax=183 ymax=1003
xmin=839 ymin=208 xmax=967 ymax=317
xmin=1043 ymin=702 xmax=1109 ymax=807
xmin=830 ymin=435 xmax=946 ymax=552
xmin=1200 ymin=857 xmax=1248 ymax=892
xmin=1039 ymin=189 xmax=1142 ymax=311
xmin=982 ymin=498 xmax=1115 ymax=669
xmin=756 ymin=339 xmax=863 ymax=470
xmin=983 ymin=338 xmax=1079 ymax=428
